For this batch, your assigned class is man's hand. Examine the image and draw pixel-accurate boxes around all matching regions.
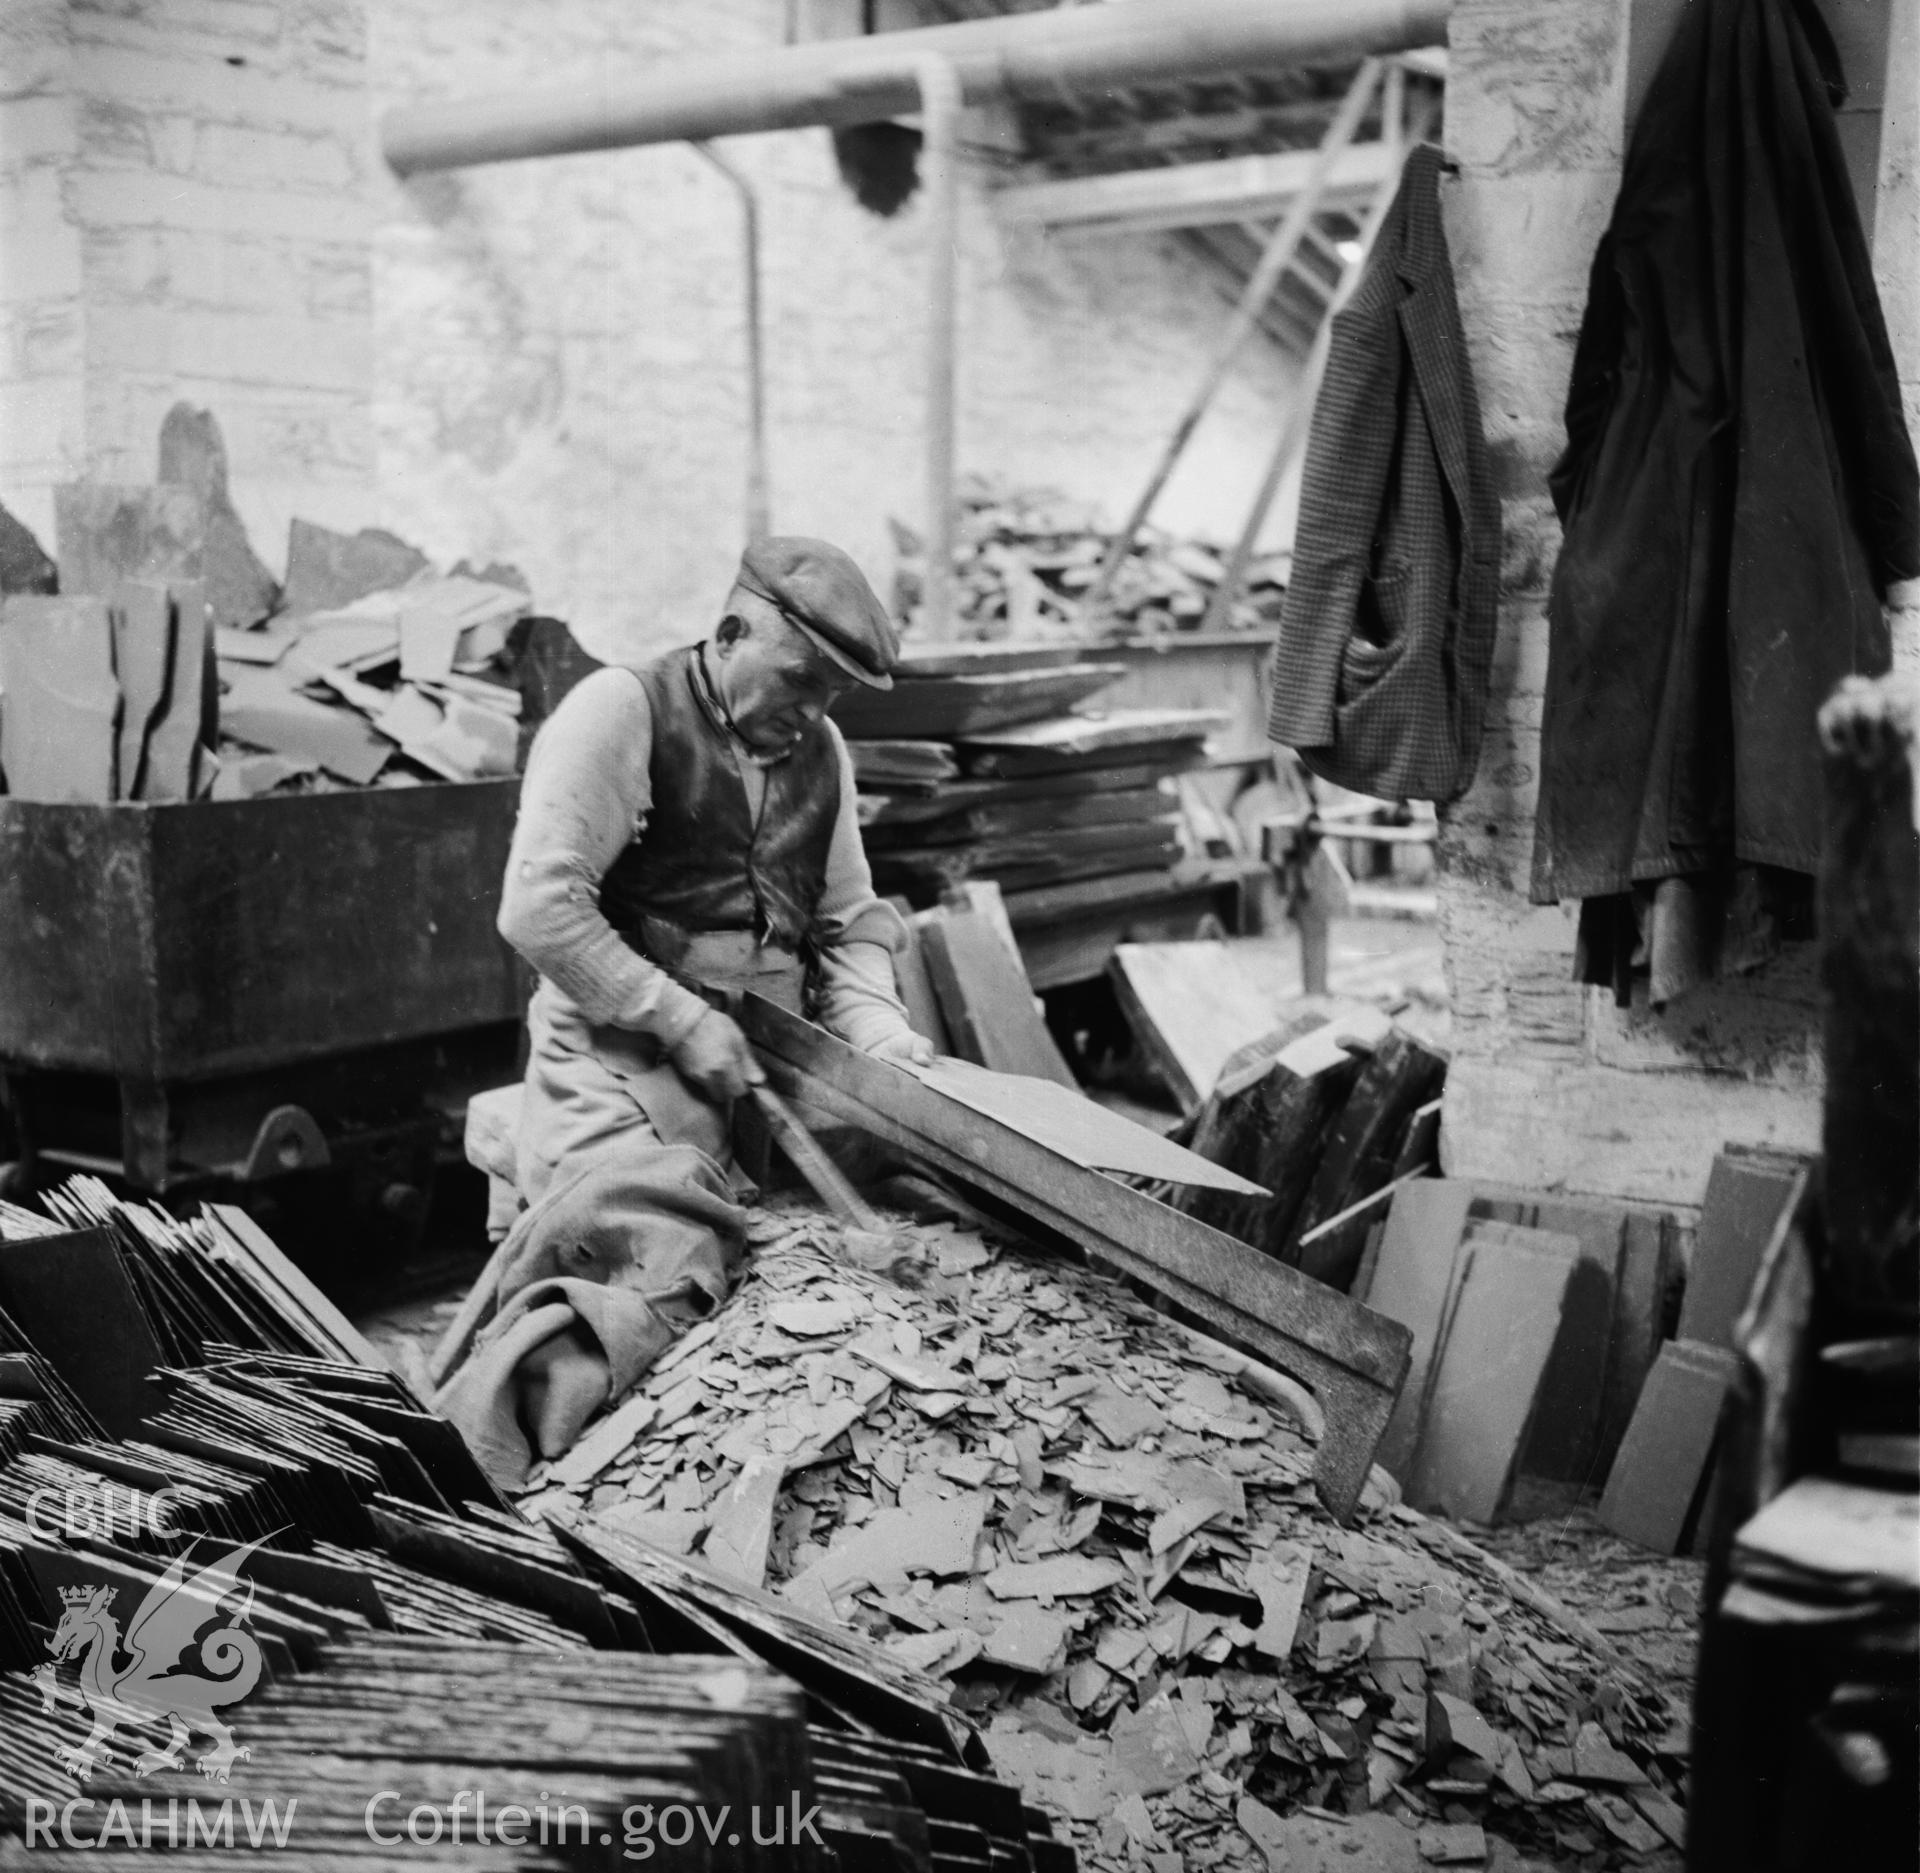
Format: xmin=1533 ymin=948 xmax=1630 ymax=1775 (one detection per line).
xmin=669 ymin=1008 xmax=767 ymax=1102
xmin=870 ymin=1029 xmax=936 ymax=1069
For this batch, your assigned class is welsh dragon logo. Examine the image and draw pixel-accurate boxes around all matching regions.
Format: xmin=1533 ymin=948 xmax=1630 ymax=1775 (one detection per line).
xmin=30 ymin=1538 xmax=267 ymax=1782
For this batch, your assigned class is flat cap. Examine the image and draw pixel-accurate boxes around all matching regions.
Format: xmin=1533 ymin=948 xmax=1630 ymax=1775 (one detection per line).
xmin=734 ymin=536 xmax=898 ymax=690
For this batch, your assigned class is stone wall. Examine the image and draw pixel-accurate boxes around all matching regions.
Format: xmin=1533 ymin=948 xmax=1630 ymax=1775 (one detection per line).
xmin=0 ymin=0 xmax=376 ymax=565
xmin=367 ymin=0 xmax=1304 ymax=662
xmin=3 ymin=0 xmax=1303 ymax=658
xmin=1436 ymin=0 xmax=1917 ymax=1209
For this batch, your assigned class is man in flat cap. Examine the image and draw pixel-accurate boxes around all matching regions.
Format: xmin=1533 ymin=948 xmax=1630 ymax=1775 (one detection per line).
xmin=499 ymin=535 xmax=933 ymax=1206
xmin=438 ymin=540 xmax=934 ymax=1485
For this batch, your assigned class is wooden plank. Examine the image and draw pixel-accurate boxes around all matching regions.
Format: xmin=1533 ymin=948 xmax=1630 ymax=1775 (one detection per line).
xmin=1407 ymin=1225 xmax=1577 ymax=1523
xmin=1597 ymin=1338 xmax=1740 ymax=1553
xmin=1292 ymin=1028 xmax=1449 ymax=1243
xmin=919 ymin=909 xmax=1078 ymax=1088
xmin=737 ymin=993 xmax=1411 ymax=1523
xmin=1362 ymin=1179 xmax=1476 ymax=1481
xmin=994 ymin=139 xmax=1396 ymax=233
xmin=1107 ymin=939 xmax=1304 ymax=1110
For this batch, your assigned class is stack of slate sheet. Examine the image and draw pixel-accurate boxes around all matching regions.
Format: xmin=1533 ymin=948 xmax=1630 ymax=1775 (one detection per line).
xmin=0 ymin=1182 xmax=1077 ymax=1873
xmin=840 ymin=645 xmax=1222 ymax=906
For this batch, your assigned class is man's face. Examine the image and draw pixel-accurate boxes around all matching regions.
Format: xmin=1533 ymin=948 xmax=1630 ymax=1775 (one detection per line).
xmin=711 ymin=602 xmax=853 ymax=754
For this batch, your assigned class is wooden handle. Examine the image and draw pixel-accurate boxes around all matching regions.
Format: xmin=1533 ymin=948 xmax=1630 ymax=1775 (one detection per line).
xmin=749 ymin=1082 xmax=883 ymax=1233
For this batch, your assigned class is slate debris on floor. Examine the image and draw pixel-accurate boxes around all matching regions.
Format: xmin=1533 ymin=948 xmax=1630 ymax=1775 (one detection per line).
xmin=373 ymin=1193 xmax=1700 ymax=1873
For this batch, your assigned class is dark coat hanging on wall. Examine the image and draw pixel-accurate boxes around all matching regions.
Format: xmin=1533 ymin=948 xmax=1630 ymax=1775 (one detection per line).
xmin=1266 ymin=143 xmax=1500 ymax=805
xmin=1529 ymin=0 xmax=1919 ymax=924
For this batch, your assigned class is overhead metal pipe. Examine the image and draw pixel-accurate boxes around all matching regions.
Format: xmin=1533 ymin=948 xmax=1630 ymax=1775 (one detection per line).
xmin=381 ymin=0 xmax=1452 ymax=175
xmin=690 ymin=141 xmax=772 ymax=542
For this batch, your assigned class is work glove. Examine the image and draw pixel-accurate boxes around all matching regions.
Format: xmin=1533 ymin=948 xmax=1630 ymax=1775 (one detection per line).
xmin=869 ymin=1029 xmax=936 ymax=1069
xmin=669 ymin=1008 xmax=766 ymax=1103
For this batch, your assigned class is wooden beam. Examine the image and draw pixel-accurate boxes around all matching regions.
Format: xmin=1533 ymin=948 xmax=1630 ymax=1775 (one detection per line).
xmin=737 ymin=993 xmax=1412 ymax=1521
xmin=994 ymin=139 xmax=1396 ymax=232
xmin=1021 ymin=95 xmax=1343 ymax=168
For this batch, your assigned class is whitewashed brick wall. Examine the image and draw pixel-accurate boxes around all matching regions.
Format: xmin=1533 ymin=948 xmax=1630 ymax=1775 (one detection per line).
xmin=367 ymin=0 xmax=1306 ymax=662
xmin=0 ymin=0 xmax=376 ymax=559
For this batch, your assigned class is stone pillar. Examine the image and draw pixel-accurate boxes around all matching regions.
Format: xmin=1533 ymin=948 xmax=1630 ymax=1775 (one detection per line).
xmin=0 ymin=0 xmax=376 ymax=573
xmin=1434 ymin=0 xmax=1915 ymax=1207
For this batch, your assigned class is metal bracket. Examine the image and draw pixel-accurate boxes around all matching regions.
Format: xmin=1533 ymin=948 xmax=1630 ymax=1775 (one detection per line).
xmin=239 ymin=1104 xmax=331 ymax=1182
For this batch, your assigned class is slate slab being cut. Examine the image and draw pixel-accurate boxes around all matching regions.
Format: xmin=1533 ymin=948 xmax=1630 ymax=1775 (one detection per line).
xmin=1598 ymin=1337 xmax=1740 ymax=1554
xmin=920 ymin=907 xmax=1078 ymax=1088
xmin=1677 ymin=1148 xmax=1808 ymax=1351
xmin=1406 ymin=1223 xmax=1578 ymax=1523
xmin=0 ymin=594 xmax=120 ymax=802
xmin=908 ymin=1056 xmax=1265 ymax=1196
xmin=743 ymin=992 xmax=1411 ymax=1522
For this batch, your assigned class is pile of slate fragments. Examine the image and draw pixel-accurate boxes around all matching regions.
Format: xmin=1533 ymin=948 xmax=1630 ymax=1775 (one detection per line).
xmin=890 ymin=476 xmax=1289 ymax=641
xmin=505 ymin=1196 xmax=1694 ymax=1873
